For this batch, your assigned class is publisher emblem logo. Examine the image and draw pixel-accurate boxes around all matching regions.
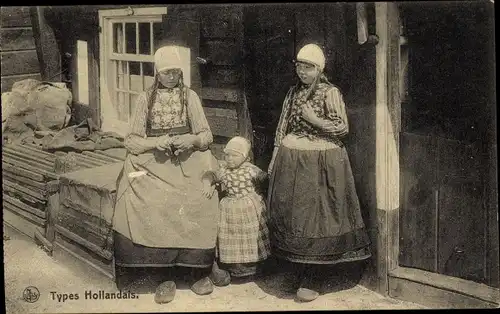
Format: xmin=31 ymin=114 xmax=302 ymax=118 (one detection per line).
xmin=23 ymin=286 xmax=40 ymax=303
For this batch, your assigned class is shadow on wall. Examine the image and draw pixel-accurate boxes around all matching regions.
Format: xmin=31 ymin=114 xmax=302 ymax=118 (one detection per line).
xmin=343 ymin=42 xmax=378 ymax=288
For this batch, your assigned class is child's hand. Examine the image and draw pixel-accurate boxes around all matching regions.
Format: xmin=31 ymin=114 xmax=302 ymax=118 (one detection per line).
xmin=202 ymin=179 xmax=216 ymax=198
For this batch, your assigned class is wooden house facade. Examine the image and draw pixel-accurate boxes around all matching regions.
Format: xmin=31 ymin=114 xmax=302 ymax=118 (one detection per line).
xmin=1 ymin=3 xmax=497 ymax=309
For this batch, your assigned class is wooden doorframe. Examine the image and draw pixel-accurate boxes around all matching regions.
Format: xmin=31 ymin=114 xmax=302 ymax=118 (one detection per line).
xmin=373 ymin=2 xmax=500 ymax=308
xmin=370 ymin=1 xmax=401 ymax=296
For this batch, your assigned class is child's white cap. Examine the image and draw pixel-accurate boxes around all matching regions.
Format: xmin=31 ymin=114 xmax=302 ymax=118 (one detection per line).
xmin=224 ymin=136 xmax=251 ymax=159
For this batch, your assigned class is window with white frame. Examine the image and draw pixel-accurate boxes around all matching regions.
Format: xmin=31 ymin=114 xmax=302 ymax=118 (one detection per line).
xmin=100 ymin=7 xmax=167 ymax=124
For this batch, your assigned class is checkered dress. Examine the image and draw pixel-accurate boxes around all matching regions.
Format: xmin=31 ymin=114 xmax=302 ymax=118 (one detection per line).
xmin=215 ymin=162 xmax=271 ymax=263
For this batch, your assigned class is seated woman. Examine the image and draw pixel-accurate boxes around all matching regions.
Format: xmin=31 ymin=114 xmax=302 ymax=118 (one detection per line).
xmin=113 ymin=45 xmax=228 ymax=304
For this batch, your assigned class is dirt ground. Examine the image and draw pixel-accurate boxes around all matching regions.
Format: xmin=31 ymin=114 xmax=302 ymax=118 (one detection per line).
xmin=3 ymin=226 xmax=427 ymax=313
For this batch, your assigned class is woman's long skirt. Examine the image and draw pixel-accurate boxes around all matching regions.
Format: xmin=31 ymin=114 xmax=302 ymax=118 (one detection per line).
xmin=113 ymin=149 xmax=220 ymax=268
xmin=267 ymin=135 xmax=371 ymax=264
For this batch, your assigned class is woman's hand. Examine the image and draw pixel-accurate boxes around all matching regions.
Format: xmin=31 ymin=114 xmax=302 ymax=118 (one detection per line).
xmin=202 ymin=178 xmax=216 ymax=198
xmin=171 ymin=134 xmax=200 ymax=151
xmin=155 ymin=135 xmax=172 ymax=154
xmin=301 ymin=103 xmax=322 ymax=126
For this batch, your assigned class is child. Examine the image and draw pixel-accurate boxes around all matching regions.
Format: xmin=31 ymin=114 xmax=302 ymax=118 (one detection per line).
xmin=202 ymin=136 xmax=271 ymax=280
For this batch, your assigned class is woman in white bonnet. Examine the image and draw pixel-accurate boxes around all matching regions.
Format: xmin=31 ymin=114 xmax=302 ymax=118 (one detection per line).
xmin=267 ymin=44 xmax=372 ymax=302
xmin=113 ymin=45 xmax=227 ymax=303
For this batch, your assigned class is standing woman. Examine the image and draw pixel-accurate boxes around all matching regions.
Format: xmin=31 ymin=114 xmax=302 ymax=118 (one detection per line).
xmin=113 ymin=45 xmax=225 ymax=304
xmin=267 ymin=44 xmax=372 ymax=302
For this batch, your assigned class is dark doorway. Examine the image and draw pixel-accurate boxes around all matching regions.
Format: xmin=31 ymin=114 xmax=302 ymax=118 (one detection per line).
xmin=243 ymin=5 xmax=297 ymax=170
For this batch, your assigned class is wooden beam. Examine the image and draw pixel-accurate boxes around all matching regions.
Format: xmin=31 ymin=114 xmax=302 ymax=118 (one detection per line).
xmin=53 ymin=234 xmax=114 ymax=280
xmin=3 ymin=171 xmax=48 ymax=191
xmin=2 ymin=152 xmax=54 ymax=172
xmin=201 ymin=87 xmax=241 ymax=103
xmin=59 ymin=204 xmax=111 ymax=235
xmin=45 ymin=192 xmax=59 ymax=243
xmin=30 ymin=6 xmax=61 ymax=81
xmin=3 ymin=180 xmax=47 ymax=201
xmin=88 ymin=34 xmax=101 ymax=126
xmin=59 ymin=211 xmax=110 ymax=239
xmin=373 ymin=2 xmax=402 ymax=296
xmin=2 ymin=147 xmax=55 ymax=167
xmin=4 ymin=193 xmax=47 ymax=220
xmin=2 ymin=162 xmax=46 ymax=182
xmin=390 ymin=267 xmax=500 ymax=305
xmin=3 ymin=210 xmax=43 ymax=240
xmin=34 ymin=228 xmax=53 ymax=254
xmin=55 ymin=225 xmax=113 ymax=261
xmin=9 ymin=144 xmax=57 ymax=161
xmin=389 ymin=267 xmax=499 ymax=308
xmin=3 ymin=201 xmax=46 ymax=226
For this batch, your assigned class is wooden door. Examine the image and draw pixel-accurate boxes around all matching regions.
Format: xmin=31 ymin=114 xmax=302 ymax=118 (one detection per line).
xmin=399 ymin=133 xmax=488 ymax=283
xmin=398 ymin=3 xmax=496 ymax=286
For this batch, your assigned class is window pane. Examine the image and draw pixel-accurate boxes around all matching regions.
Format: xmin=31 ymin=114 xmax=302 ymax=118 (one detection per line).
xmin=143 ymin=62 xmax=155 ymax=77
xmin=113 ymin=23 xmax=124 ymax=53
xmin=116 ymin=61 xmax=127 ymax=89
xmin=129 ymin=61 xmax=140 ymax=76
xmin=139 ymin=23 xmax=151 ymax=55
xmin=152 ymin=22 xmax=163 ymax=54
xmin=125 ymin=23 xmax=137 ymax=54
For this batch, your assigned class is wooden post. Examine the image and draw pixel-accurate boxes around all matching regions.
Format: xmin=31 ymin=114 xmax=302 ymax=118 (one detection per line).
xmin=374 ymin=2 xmax=401 ymax=295
xmin=30 ymin=6 xmax=61 ymax=81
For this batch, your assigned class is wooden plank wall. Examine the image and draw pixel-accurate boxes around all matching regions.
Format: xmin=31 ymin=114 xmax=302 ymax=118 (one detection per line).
xmin=0 ymin=6 xmax=42 ymax=93
xmin=198 ymin=5 xmax=253 ymax=159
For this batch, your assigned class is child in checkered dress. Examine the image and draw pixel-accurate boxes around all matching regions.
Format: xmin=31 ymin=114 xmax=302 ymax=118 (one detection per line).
xmin=202 ymin=136 xmax=271 ymax=280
